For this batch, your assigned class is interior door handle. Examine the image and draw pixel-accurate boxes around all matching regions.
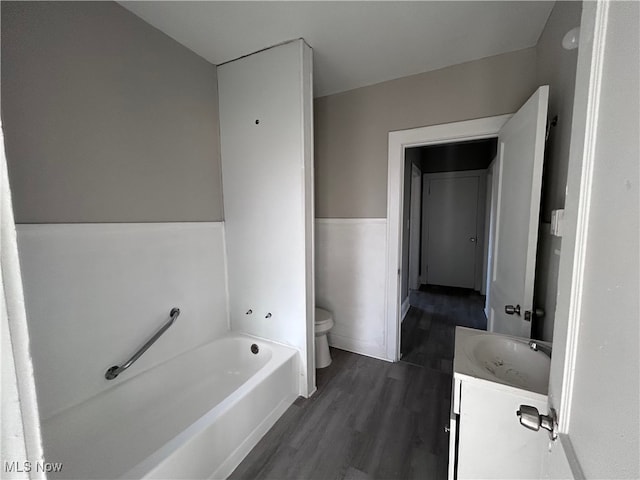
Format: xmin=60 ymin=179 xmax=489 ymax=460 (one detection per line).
xmin=505 ymin=304 xmax=521 ymax=315
xmin=516 ymin=405 xmax=558 ymax=440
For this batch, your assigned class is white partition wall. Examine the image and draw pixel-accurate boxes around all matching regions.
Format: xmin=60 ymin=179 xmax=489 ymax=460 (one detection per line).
xmin=218 ymin=39 xmax=315 ymax=396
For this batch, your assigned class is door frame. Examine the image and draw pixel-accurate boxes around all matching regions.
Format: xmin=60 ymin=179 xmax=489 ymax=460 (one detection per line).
xmin=408 ymin=163 xmax=422 ymax=292
xmin=385 ymin=114 xmax=511 ymax=361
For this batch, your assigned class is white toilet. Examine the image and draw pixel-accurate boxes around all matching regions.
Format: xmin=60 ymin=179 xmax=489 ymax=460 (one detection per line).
xmin=315 ymin=307 xmax=334 ymax=368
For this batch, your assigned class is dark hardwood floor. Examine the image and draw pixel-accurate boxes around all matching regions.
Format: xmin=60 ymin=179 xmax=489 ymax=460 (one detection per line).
xmin=229 ymin=285 xmax=486 ymax=480
xmin=401 ymin=285 xmax=487 ymax=370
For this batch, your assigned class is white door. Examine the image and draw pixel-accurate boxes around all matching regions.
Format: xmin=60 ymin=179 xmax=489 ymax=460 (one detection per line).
xmin=426 ymin=175 xmax=479 ymax=288
xmin=408 ymin=165 xmax=422 ymax=290
xmin=492 ymin=3 xmax=638 ymax=478
xmin=488 ymin=86 xmax=548 ymax=338
xmin=541 ymin=2 xmax=638 ymax=477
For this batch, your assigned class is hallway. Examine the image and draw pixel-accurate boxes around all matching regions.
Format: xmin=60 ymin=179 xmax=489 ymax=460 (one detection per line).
xmin=401 ymin=285 xmax=487 ymax=371
xmin=230 ymin=286 xmax=486 ymax=480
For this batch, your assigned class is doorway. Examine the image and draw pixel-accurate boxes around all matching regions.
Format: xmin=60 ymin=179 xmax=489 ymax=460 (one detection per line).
xmin=384 ymin=114 xmax=510 ymax=361
xmin=387 ymin=87 xmax=548 ymax=360
xmin=400 ymin=139 xmax=496 ymax=363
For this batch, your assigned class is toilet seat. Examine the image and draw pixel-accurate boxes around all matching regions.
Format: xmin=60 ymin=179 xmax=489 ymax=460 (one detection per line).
xmin=315 ymin=307 xmax=332 ymax=323
xmin=315 ymin=308 xmax=334 ymax=335
xmin=315 ymin=318 xmax=334 ymax=335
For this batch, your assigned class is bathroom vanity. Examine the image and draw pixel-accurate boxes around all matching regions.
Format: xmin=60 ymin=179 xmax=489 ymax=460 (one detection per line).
xmin=448 ymin=327 xmax=552 ymax=479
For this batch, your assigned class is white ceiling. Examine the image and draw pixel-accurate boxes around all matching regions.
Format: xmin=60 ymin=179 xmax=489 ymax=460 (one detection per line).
xmin=119 ymin=1 xmax=554 ymax=98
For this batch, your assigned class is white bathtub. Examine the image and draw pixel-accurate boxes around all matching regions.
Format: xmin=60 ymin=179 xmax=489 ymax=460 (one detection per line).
xmin=41 ymin=333 xmax=299 ymax=479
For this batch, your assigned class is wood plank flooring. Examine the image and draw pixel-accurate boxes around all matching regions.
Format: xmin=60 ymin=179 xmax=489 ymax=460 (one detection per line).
xmin=401 ymin=285 xmax=487 ymax=370
xmin=229 ymin=285 xmax=486 ymax=480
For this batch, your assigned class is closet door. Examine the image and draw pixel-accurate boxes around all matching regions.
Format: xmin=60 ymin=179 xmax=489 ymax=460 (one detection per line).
xmin=426 ymin=175 xmax=479 ymax=289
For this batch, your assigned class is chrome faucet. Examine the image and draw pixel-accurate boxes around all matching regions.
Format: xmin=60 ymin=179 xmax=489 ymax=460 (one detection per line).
xmin=528 ymin=340 xmax=552 ymax=358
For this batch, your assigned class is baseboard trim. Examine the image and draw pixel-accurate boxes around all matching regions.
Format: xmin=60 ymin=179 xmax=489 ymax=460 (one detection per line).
xmin=328 ymin=333 xmax=390 ymax=362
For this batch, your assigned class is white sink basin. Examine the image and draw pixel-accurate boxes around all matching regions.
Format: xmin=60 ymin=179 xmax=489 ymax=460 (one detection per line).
xmin=463 ymin=335 xmax=551 ymax=394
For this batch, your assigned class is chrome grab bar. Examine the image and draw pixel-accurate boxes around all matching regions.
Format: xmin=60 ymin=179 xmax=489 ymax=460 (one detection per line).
xmin=105 ymin=307 xmax=180 ymax=380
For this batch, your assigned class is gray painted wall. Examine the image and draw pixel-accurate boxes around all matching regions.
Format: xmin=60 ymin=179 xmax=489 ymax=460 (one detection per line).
xmin=314 ymin=47 xmax=538 ymax=218
xmin=533 ymin=1 xmax=582 ymax=341
xmin=1 ymin=1 xmax=223 ymax=223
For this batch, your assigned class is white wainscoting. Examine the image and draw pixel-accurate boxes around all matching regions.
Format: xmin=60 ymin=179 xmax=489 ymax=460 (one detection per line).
xmin=315 ymin=219 xmax=389 ymax=361
xmin=16 ymin=222 xmax=229 ymax=420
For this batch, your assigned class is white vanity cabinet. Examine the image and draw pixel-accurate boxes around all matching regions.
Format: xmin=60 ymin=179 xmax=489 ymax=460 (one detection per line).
xmin=449 ymin=327 xmax=551 ymax=479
